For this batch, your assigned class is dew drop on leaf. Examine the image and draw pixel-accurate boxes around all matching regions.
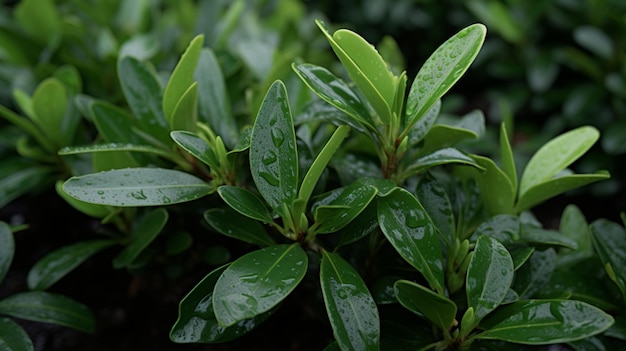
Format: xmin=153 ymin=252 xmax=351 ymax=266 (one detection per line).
xmin=271 ymin=128 xmax=285 ymax=147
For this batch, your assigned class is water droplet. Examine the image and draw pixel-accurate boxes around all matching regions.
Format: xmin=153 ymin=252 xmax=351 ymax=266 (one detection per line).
xmin=271 ymin=128 xmax=285 ymax=147
xmin=97 ymin=190 xmax=105 ymax=195
xmin=259 ymin=171 xmax=279 ymax=186
xmin=262 ymin=151 xmax=277 ymax=165
xmin=240 ymin=274 xmax=259 ymax=283
xmin=130 ymin=190 xmax=147 ymax=200
xmin=405 ymin=213 xmax=422 ymax=228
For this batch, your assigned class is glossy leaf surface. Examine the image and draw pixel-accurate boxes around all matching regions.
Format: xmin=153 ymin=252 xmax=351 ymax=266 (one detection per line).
xmin=28 ymin=240 xmax=115 ymax=290
xmin=513 ymin=249 xmax=556 ymax=299
xmin=113 ymin=208 xmax=168 ymax=268
xmin=473 ymin=215 xmax=520 ymax=246
xmin=217 ymin=186 xmax=274 ymax=223
xmin=478 ymin=300 xmax=614 ymax=344
xmin=377 ymin=187 xmax=444 ymax=293
xmin=0 ymin=292 xmax=95 ymax=333
xmin=394 ymin=280 xmax=457 ymax=330
xmin=466 ymin=235 xmax=514 ymax=322
xmin=169 ymin=82 xmax=198 ymax=132
xmin=0 ymin=222 xmax=13 ymax=285
xmin=63 ymin=168 xmax=212 ymax=207
xmin=204 ymin=208 xmax=275 ymax=247
xmin=320 ymin=250 xmax=380 ymax=351
xmin=591 ymin=219 xmax=626 ymax=300
xmin=31 ymin=78 xmax=67 ymax=147
xmin=405 ymin=147 xmax=480 ymax=175
xmin=557 ymin=205 xmax=592 ymax=268
xmin=406 ymin=24 xmax=486 ymax=126
xmin=171 ymin=131 xmax=219 ymax=170
xmin=0 ymin=317 xmax=33 ymax=351
xmin=213 ymin=244 xmax=307 ymax=326
xmin=170 ymin=264 xmax=274 ymax=343
xmin=313 ymin=182 xmax=377 ymax=234
xmin=471 ymin=155 xmax=515 ymax=215
xmin=413 ymin=174 xmax=455 ymax=246
xmin=250 ymin=81 xmax=298 ymax=213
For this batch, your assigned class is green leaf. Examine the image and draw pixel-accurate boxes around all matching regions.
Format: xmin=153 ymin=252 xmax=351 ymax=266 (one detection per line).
xmin=519 ymin=126 xmax=600 ymax=196
xmin=377 ymin=187 xmax=445 ymax=293
xmin=405 ymin=147 xmax=481 ymax=175
xmin=15 ymin=0 xmax=60 ymax=44
xmin=557 ymin=205 xmax=592 ymax=268
xmin=320 ymin=250 xmax=380 ymax=351
xmin=0 ymin=317 xmax=33 ymax=351
xmin=292 ymin=63 xmax=375 ymax=131
xmin=407 ymin=100 xmax=441 ymax=146
xmin=394 ymin=280 xmax=457 ymax=330
xmin=170 ymin=264 xmax=274 ymax=343
xmin=413 ymin=174 xmax=455 ymax=247
xmin=170 ymin=131 xmax=219 ymax=170
xmin=335 ymin=202 xmax=379 ymax=248
xmin=249 ymin=81 xmax=298 ymax=213
xmin=0 ymin=291 xmax=95 ymax=334
xmin=0 ymin=222 xmax=13 ymax=285
xmin=31 ymin=78 xmax=67 ymax=148
xmin=420 ymin=123 xmax=480 ymax=154
xmin=0 ymin=105 xmax=53 ymax=152
xmin=473 ymin=215 xmax=520 ymax=246
xmin=515 ymin=171 xmax=610 ymax=213
xmin=117 ymin=56 xmax=170 ymax=145
xmin=477 ymin=300 xmax=614 ymax=344
xmin=27 ymin=240 xmax=116 ymax=290
xmin=0 ymin=159 xmax=52 ymax=208
xmin=58 ymin=143 xmax=174 ymax=159
xmin=217 ymin=186 xmax=274 ymax=223
xmin=163 ymin=35 xmax=204 ymax=125
xmin=213 ymin=244 xmax=307 ymax=326
xmin=499 ymin=123 xmax=517 ymax=193
xmin=519 ymin=225 xmax=577 ymax=249
xmin=113 ymin=208 xmax=168 ymax=269
xmin=470 ymin=155 xmax=516 ymax=215
xmin=169 ymin=82 xmax=198 ymax=132
xmin=406 ymin=24 xmax=486 ymax=127
xmin=204 ymin=208 xmax=276 ymax=247
xmin=590 ymin=219 xmax=626 ymax=301
xmin=312 ymin=182 xmax=377 ymax=234
xmin=63 ymin=168 xmax=212 ymax=207
xmin=466 ymin=235 xmax=514 ymax=323
xmin=513 ymin=249 xmax=556 ymax=299
xmin=90 ymin=100 xmax=138 ymax=143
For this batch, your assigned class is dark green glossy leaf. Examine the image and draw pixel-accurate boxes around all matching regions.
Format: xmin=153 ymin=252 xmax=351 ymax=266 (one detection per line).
xmin=477 ymin=300 xmax=614 ymax=344
xmin=394 ymin=280 xmax=457 ymax=330
xmin=27 ymin=240 xmax=116 ymax=290
xmin=292 ymin=63 xmax=375 ymax=131
xmin=63 ymin=168 xmax=212 ymax=207
xmin=213 ymin=244 xmax=307 ymax=326
xmin=605 ymin=315 xmax=626 ymax=341
xmin=0 ymin=222 xmax=13 ymax=285
xmin=0 ymin=317 xmax=33 ymax=351
xmin=591 ymin=219 xmax=626 ymax=300
xmin=117 ymin=56 xmax=170 ymax=145
xmin=513 ymin=249 xmax=556 ymax=299
xmin=204 ymin=208 xmax=275 ymax=247
xmin=170 ymin=131 xmax=219 ymax=170
xmin=335 ymin=202 xmax=379 ymax=248
xmin=413 ymin=174 xmax=455 ymax=246
xmin=467 ymin=235 xmax=514 ymax=322
xmin=250 ymin=81 xmax=298 ymax=214
xmin=509 ymin=247 xmax=535 ymax=271
xmin=320 ymin=250 xmax=380 ymax=351
xmin=58 ymin=143 xmax=173 ymax=158
xmin=217 ymin=186 xmax=274 ymax=223
xmin=113 ymin=208 xmax=168 ymax=269
xmin=90 ymin=100 xmax=138 ymax=143
xmin=313 ymin=182 xmax=377 ymax=234
xmin=520 ymin=225 xmax=577 ymax=249
xmin=473 ymin=215 xmax=520 ymax=246
xmin=163 ymin=34 xmax=203 ymax=125
xmin=407 ymin=100 xmax=440 ymax=146
xmin=406 ymin=24 xmax=486 ymax=126
xmin=377 ymin=187 xmax=445 ymax=293
xmin=355 ymin=177 xmax=396 ymax=197
xmin=470 ymin=155 xmax=515 ymax=216
xmin=0 ymin=159 xmax=52 ymax=208
xmin=515 ymin=171 xmax=610 ymax=213
xmin=170 ymin=264 xmax=274 ymax=343
xmin=557 ymin=205 xmax=592 ymax=268
xmin=406 ymin=148 xmax=481 ymax=175
xmin=0 ymin=291 xmax=95 ymax=334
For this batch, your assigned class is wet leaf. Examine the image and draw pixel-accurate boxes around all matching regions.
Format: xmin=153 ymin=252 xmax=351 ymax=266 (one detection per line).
xmin=420 ymin=123 xmax=480 ymax=154
xmin=335 ymin=202 xmax=379 ymax=248
xmin=58 ymin=143 xmax=171 ymax=158
xmin=63 ymin=168 xmax=212 ymax=207
xmin=0 ymin=317 xmax=33 ymax=351
xmin=204 ymin=208 xmax=275 ymax=247
xmin=320 ymin=250 xmax=380 ymax=351
xmin=513 ymin=249 xmax=556 ymax=299
xmin=473 ymin=215 xmax=520 ymax=246
xmin=394 ymin=280 xmax=457 ymax=330
xmin=405 ymin=147 xmax=481 ymax=175
xmin=470 ymin=155 xmax=515 ymax=215
xmin=27 ymin=240 xmax=116 ymax=290
xmin=0 ymin=292 xmax=95 ymax=334
xmin=519 ymin=225 xmax=577 ymax=249
xmin=171 ymin=131 xmax=219 ymax=170
xmin=406 ymin=24 xmax=486 ymax=127
xmin=557 ymin=205 xmax=592 ymax=268
xmin=590 ymin=219 xmax=626 ymax=301
xmin=213 ymin=244 xmax=307 ymax=326
xmin=407 ymin=100 xmax=440 ymax=146
xmin=466 ymin=235 xmax=514 ymax=323
xmin=170 ymin=264 xmax=275 ymax=343
xmin=313 ymin=182 xmax=377 ymax=235
xmin=377 ymin=187 xmax=445 ymax=293
xmin=250 ymin=81 xmax=298 ymax=214
xmin=217 ymin=186 xmax=274 ymax=223
xmin=413 ymin=174 xmax=455 ymax=247
xmin=113 ymin=208 xmax=168 ymax=269
xmin=0 ymin=222 xmax=13 ymax=285
xmin=477 ymin=300 xmax=614 ymax=344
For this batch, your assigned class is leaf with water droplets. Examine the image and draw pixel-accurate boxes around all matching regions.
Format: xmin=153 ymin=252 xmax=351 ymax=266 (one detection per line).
xmin=217 ymin=186 xmax=274 ymax=224
xmin=320 ymin=250 xmax=380 ymax=351
xmin=250 ymin=81 xmax=298 ymax=215
xmin=590 ymin=219 xmax=626 ymax=302
xmin=394 ymin=279 xmax=457 ymax=331
xmin=466 ymin=235 xmax=514 ymax=324
xmin=377 ymin=187 xmax=445 ymax=294
xmin=63 ymin=168 xmax=212 ymax=207
xmin=213 ymin=244 xmax=307 ymax=327
xmin=171 ymin=131 xmax=219 ymax=170
xmin=406 ymin=24 xmax=486 ymax=129
xmin=413 ymin=174 xmax=455 ymax=247
xmin=404 ymin=147 xmax=482 ymax=175
xmin=0 ymin=222 xmax=14 ymax=285
xmin=312 ymin=182 xmax=377 ymax=235
xmin=204 ymin=208 xmax=275 ymax=247
xmin=0 ymin=317 xmax=33 ymax=351
xmin=113 ymin=208 xmax=168 ymax=269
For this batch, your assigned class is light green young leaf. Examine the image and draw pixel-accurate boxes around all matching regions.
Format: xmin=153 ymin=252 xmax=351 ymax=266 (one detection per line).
xmin=466 ymin=235 xmax=514 ymax=323
xmin=394 ymin=280 xmax=457 ymax=331
xmin=31 ymin=78 xmax=67 ymax=148
xmin=320 ymin=250 xmax=380 ymax=351
xmin=377 ymin=187 xmax=445 ymax=293
xmin=477 ymin=300 xmax=614 ymax=344
xmin=519 ymin=126 xmax=600 ymax=197
xmin=250 ymin=81 xmax=298 ymax=214
xmin=499 ymin=123 xmax=517 ymax=192
xmin=113 ymin=208 xmax=168 ymax=269
xmin=406 ymin=24 xmax=486 ymax=128
xmin=204 ymin=208 xmax=275 ymax=247
xmin=63 ymin=168 xmax=212 ymax=207
xmin=470 ymin=155 xmax=516 ymax=215
xmin=15 ymin=0 xmax=60 ymax=44
xmin=0 ymin=222 xmax=13 ymax=285
xmin=163 ymin=35 xmax=204 ymax=125
xmin=0 ymin=292 xmax=95 ymax=334
xmin=28 ymin=240 xmax=116 ymax=290
xmin=169 ymin=82 xmax=198 ymax=132
xmin=0 ymin=317 xmax=34 ymax=351
xmin=213 ymin=244 xmax=307 ymax=326
xmin=217 ymin=186 xmax=274 ymax=224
